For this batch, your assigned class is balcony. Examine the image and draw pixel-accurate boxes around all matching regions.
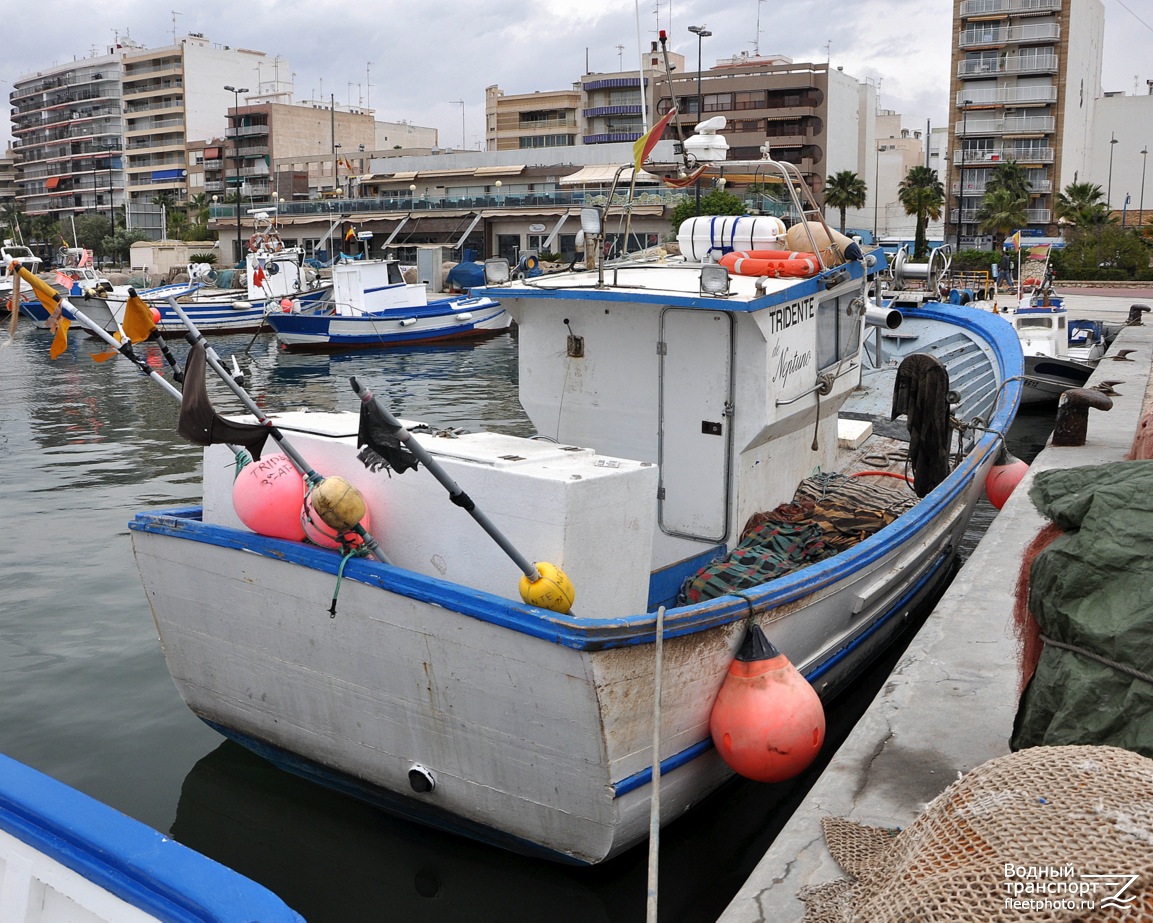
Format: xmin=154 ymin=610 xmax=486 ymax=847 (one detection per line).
xmin=954 ymin=146 xmax=1053 ymax=164
xmin=959 ymin=0 xmax=1061 ymax=16
xmin=958 ymin=53 xmax=1058 ymax=78
xmin=957 ymin=86 xmax=1057 ymax=106
xmin=958 ymin=22 xmax=1060 ymax=47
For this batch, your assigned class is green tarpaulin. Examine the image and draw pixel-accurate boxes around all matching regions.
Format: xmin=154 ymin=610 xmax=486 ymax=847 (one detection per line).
xmin=1011 ymin=461 xmax=1153 ymax=755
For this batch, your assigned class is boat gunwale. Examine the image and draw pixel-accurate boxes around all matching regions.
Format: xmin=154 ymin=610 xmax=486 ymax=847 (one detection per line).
xmin=129 ymin=303 xmax=1022 ymax=652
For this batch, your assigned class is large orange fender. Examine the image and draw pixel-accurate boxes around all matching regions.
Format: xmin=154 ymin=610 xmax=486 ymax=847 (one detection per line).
xmin=709 ymin=623 xmax=825 ymax=783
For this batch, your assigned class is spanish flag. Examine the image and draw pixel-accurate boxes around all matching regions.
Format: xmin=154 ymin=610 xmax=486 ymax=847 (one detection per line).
xmin=344 ymin=226 xmax=356 ymax=243
xmin=633 ymin=108 xmax=676 ymax=173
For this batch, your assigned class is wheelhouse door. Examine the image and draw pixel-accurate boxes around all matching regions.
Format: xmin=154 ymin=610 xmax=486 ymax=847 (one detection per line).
xmin=657 ymin=307 xmax=735 ymax=542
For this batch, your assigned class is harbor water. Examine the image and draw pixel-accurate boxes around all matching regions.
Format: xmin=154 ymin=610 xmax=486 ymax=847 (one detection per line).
xmin=0 ymin=323 xmax=1051 ymax=922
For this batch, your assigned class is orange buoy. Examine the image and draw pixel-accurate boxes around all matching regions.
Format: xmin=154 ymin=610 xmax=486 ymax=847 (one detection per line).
xmin=709 ymin=624 xmax=825 ymax=783
xmin=985 ymin=450 xmax=1029 ymax=510
xmin=231 ymin=453 xmax=307 ymax=541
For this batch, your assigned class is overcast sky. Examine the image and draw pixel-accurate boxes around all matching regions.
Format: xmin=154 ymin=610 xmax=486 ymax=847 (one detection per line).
xmin=3 ymin=0 xmax=1149 ymax=153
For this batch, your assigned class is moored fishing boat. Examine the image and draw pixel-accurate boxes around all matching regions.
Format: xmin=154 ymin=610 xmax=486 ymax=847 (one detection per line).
xmin=18 ymin=215 xmax=330 ymax=335
xmin=264 ymin=256 xmax=508 ymax=350
xmin=115 ymin=117 xmax=1023 ymax=865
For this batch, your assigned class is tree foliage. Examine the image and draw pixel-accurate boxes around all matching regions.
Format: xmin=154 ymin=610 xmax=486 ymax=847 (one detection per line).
xmin=824 ymin=170 xmax=867 ymax=233
xmin=668 ymin=187 xmax=746 ymax=230
xmin=897 ymin=166 xmax=944 ymax=259
xmin=975 ymin=187 xmax=1028 ymax=252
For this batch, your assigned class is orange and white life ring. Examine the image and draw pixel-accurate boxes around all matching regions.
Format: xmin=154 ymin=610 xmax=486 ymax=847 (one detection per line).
xmin=719 ymin=250 xmax=820 ymax=278
xmin=248 ymin=233 xmax=284 ymax=253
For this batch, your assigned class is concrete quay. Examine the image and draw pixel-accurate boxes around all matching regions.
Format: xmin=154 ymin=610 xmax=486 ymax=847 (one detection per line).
xmin=718 ymin=290 xmax=1153 ymax=923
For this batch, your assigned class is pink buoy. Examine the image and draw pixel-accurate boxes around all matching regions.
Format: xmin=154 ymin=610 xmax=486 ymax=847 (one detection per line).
xmin=280 ymin=298 xmax=294 ymax=313
xmin=150 ymin=307 xmax=161 ymax=323
xmin=985 ymin=451 xmax=1029 ymax=510
xmin=231 ymin=453 xmax=307 ymax=541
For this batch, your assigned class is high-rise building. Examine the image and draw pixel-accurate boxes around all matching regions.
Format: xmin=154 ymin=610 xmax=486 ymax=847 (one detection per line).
xmin=10 ymin=34 xmax=267 ymax=222
xmin=947 ymin=0 xmax=1105 ymax=248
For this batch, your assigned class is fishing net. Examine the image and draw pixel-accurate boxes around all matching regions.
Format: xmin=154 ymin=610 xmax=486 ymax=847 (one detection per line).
xmin=681 ymin=473 xmax=917 ymax=604
xmin=800 ymin=745 xmax=1153 ymax=922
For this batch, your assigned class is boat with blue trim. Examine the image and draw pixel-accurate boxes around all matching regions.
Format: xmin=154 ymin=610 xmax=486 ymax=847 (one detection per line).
xmin=264 ymin=256 xmax=508 ymax=350
xmin=0 ymin=751 xmax=303 ymax=922
xmin=126 ymin=122 xmax=1022 ymax=865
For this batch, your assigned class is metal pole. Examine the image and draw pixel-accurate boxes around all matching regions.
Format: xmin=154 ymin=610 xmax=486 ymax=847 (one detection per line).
xmin=958 ymin=101 xmax=970 ymax=250
xmin=224 ymin=85 xmax=249 ymax=264
xmin=1141 ymin=147 xmax=1148 ymax=228
xmin=873 ymin=147 xmax=881 ymax=238
xmin=688 ymin=26 xmax=711 ymax=214
xmin=1107 ymin=131 xmax=1117 ymax=210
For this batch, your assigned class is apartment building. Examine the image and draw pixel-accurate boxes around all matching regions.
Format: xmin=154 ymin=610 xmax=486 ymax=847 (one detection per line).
xmin=10 ymin=49 xmax=125 ymax=219
xmin=121 ymin=34 xmax=266 ymax=210
xmin=947 ymin=0 xmax=1105 ymax=248
xmin=486 ymin=43 xmax=685 ymax=152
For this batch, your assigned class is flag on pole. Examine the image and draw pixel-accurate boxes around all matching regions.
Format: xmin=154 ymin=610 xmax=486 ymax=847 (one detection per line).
xmin=633 ymin=108 xmax=676 ymax=173
xmin=344 ymin=226 xmax=356 ymax=243
xmin=1010 ymin=230 xmax=1021 ymax=251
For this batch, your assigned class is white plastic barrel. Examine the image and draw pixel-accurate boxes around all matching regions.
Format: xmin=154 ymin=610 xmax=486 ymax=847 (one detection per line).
xmin=676 ymin=215 xmax=788 ymax=262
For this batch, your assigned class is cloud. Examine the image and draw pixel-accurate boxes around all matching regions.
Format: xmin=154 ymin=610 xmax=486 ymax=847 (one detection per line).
xmin=2 ymin=0 xmax=1146 ymax=156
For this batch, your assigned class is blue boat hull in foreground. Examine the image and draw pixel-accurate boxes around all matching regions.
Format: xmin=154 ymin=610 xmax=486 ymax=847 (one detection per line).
xmin=0 ymin=751 xmax=303 ymax=922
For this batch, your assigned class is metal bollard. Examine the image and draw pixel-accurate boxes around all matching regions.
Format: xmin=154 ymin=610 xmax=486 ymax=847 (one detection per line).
xmin=1052 ymin=387 xmax=1113 ymax=446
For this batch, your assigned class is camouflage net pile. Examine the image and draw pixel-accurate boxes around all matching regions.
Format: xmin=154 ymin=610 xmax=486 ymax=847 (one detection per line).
xmin=801 ymin=746 xmax=1153 ymax=922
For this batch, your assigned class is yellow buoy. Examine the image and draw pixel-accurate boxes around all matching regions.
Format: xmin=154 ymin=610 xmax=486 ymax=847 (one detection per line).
xmin=519 ymin=562 xmax=575 ymax=614
xmin=309 ymin=476 xmax=367 ymax=532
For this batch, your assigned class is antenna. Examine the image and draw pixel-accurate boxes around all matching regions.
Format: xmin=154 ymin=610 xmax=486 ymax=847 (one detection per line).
xmin=616 ymin=43 xmax=625 ymax=70
xmin=366 ymin=61 xmax=373 ymax=109
xmin=451 ymin=99 xmax=465 ymax=149
xmin=824 ymin=39 xmax=832 ymax=63
xmin=754 ymin=0 xmax=766 ymax=56
xmin=171 ymin=10 xmax=181 ymax=42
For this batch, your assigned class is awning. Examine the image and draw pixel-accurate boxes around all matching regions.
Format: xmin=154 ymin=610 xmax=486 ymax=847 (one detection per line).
xmin=151 ymin=168 xmax=187 ymax=181
xmin=474 ymin=165 xmax=525 ymax=177
xmin=385 ymin=170 xmax=418 ymax=182
xmin=558 ymin=165 xmax=658 ymax=186
xmin=44 ymin=176 xmax=61 ymax=190
xmin=203 ymin=146 xmax=221 ymax=159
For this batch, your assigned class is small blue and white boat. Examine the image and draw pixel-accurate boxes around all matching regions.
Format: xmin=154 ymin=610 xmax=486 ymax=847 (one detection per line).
xmin=0 ymin=751 xmax=303 ymax=922
xmin=264 ymin=257 xmax=508 ymax=350
xmin=123 ymin=120 xmax=1023 ymax=865
xmin=19 ymin=222 xmax=331 ymax=336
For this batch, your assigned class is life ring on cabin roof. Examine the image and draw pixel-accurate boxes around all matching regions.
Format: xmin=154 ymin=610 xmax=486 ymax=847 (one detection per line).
xmin=248 ymin=233 xmax=284 ymax=253
xmin=719 ymin=249 xmax=820 ymax=279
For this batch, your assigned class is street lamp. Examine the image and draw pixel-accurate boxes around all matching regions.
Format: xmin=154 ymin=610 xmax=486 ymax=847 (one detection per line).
xmin=1140 ymin=146 xmax=1148 ymax=228
xmin=688 ymin=25 xmax=712 ymax=214
xmin=958 ymin=100 xmax=971 ymax=250
xmin=223 ymin=84 xmax=249 ymax=263
xmin=873 ymin=146 xmax=884 ymax=239
xmin=1107 ymin=131 xmax=1118 ymax=210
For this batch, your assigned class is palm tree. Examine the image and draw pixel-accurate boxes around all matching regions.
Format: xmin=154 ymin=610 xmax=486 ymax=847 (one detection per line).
xmin=984 ymin=161 xmax=1031 ymax=201
xmin=975 ymin=187 xmax=1028 ymax=252
xmin=823 ymin=170 xmax=868 ymax=233
xmin=897 ymin=166 xmax=945 ymax=259
xmin=1055 ymin=181 xmax=1112 ymax=231
xmin=187 ymin=192 xmax=211 ymax=227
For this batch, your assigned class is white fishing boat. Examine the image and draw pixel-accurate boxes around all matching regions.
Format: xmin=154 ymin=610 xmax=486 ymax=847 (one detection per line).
xmin=18 ymin=216 xmax=330 ymax=335
xmin=115 ymin=118 xmax=1023 ymax=865
xmin=264 ymin=256 xmax=508 ymax=350
xmin=0 ymin=751 xmax=303 ymax=922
